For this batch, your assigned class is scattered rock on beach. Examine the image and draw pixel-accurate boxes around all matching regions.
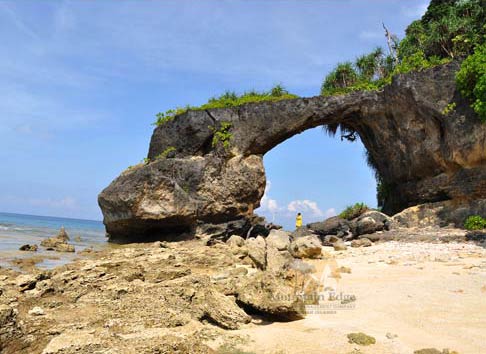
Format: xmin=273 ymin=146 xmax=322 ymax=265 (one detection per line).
xmin=333 ymin=240 xmax=347 ymax=251
xmin=351 ymin=238 xmax=373 ymax=248
xmin=28 ymin=306 xmax=45 ymax=316
xmin=289 ymin=235 xmax=322 ymax=259
xmin=19 ymin=244 xmax=38 ymax=252
xmin=236 ymin=271 xmax=306 ymax=321
xmin=347 ymin=332 xmax=376 ymax=346
xmin=41 ymin=227 xmax=75 ymax=253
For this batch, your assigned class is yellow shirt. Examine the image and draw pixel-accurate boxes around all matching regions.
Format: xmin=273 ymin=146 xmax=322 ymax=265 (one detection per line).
xmin=296 ymin=215 xmax=303 ymax=227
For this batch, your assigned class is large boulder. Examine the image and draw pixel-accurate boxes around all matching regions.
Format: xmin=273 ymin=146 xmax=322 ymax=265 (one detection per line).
xmin=351 ymin=210 xmax=393 ymax=236
xmin=307 ymin=216 xmax=350 ymax=236
xmin=289 ymin=235 xmax=322 ymax=259
xmin=266 ymin=229 xmax=291 ymax=251
xmin=236 ymin=272 xmax=306 ymax=321
xmin=100 ymin=62 xmax=486 ymax=241
xmin=265 ymin=230 xmax=293 ymax=273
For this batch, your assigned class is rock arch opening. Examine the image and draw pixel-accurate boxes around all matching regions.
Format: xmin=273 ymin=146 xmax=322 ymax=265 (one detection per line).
xmin=256 ymin=126 xmax=377 ymax=230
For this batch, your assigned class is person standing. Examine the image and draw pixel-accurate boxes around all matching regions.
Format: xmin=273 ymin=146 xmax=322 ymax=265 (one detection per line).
xmin=295 ymin=212 xmax=303 ymax=229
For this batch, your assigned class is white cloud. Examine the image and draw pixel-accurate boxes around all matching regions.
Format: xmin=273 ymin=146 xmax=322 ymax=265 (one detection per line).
xmin=402 ymin=2 xmax=428 ymax=18
xmin=259 ymin=181 xmax=279 ymax=213
xmin=287 ymin=199 xmax=324 ymax=218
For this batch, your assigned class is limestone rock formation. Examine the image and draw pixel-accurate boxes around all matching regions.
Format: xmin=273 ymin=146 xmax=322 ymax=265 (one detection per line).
xmin=99 ymin=62 xmax=486 ymax=241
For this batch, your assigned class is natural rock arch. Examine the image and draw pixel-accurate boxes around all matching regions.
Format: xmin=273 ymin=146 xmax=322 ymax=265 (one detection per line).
xmin=99 ymin=62 xmax=486 ymax=241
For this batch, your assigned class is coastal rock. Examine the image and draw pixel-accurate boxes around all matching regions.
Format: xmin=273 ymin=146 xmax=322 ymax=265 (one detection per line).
xmin=41 ymin=227 xmax=75 ymax=252
xmin=226 ymin=235 xmax=245 ymax=248
xmin=351 ymin=238 xmax=373 ymax=248
xmin=246 ymin=236 xmax=266 ymax=270
xmin=100 ymin=62 xmax=486 ymax=241
xmin=307 ymin=216 xmax=350 ymax=236
xmin=289 ymin=235 xmax=322 ymax=259
xmin=0 ymin=304 xmax=21 ymax=351
xmin=266 ymin=229 xmax=291 ymax=251
xmin=19 ymin=244 xmax=38 ymax=252
xmin=236 ymin=271 xmax=306 ymax=321
xmin=351 ymin=210 xmax=393 ymax=236
xmin=333 ymin=240 xmax=347 ymax=251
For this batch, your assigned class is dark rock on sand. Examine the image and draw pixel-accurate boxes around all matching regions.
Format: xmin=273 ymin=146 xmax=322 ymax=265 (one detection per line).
xmin=18 ymin=244 xmax=38 ymax=252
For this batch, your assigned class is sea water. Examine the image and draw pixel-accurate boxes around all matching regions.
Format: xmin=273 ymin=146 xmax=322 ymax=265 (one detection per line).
xmin=0 ymin=212 xmax=109 ymax=269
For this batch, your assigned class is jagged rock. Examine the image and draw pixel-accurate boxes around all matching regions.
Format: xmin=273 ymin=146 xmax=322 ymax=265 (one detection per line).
xmin=41 ymin=227 xmax=75 ymax=252
xmin=54 ymin=243 xmax=75 ymax=253
xmin=16 ymin=274 xmax=38 ymax=292
xmin=236 ymin=271 xmax=306 ymax=321
xmin=193 ymin=288 xmax=251 ymax=330
xmin=289 ymin=235 xmax=322 ymax=259
xmin=226 ymin=235 xmax=245 ymax=248
xmin=246 ymin=236 xmax=266 ymax=270
xmin=266 ymin=229 xmax=291 ymax=251
xmin=266 ymin=248 xmax=293 ymax=274
xmin=322 ymin=235 xmax=340 ymax=246
xmin=19 ymin=244 xmax=38 ymax=252
xmin=100 ymin=62 xmax=486 ymax=241
xmin=351 ymin=238 xmax=373 ymax=248
xmin=0 ymin=304 xmax=21 ymax=351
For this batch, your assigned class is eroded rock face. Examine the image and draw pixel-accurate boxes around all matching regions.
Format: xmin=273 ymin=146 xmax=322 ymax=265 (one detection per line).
xmin=99 ymin=62 xmax=486 ymax=241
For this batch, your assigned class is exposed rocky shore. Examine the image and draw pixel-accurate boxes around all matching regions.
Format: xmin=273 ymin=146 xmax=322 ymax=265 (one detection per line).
xmin=1 ymin=224 xmax=485 ymax=353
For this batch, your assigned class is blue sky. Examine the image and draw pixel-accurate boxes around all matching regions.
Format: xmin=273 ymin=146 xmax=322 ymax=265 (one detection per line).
xmin=0 ymin=0 xmax=427 ymax=228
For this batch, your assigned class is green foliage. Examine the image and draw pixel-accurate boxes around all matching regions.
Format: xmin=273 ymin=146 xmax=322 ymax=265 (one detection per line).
xmin=393 ymin=50 xmax=451 ymax=75
xmin=464 ymin=215 xmax=486 ymax=230
xmin=210 ymin=121 xmax=233 ymax=149
xmin=155 ymin=146 xmax=176 ymax=159
xmin=200 ymin=85 xmax=298 ymax=110
xmin=339 ymin=203 xmax=369 ymax=220
xmin=442 ymin=102 xmax=457 ymax=115
xmin=456 ymin=43 xmax=486 ymax=121
xmin=142 ymin=157 xmax=151 ymax=165
xmin=153 ymin=85 xmax=298 ymax=126
xmin=400 ymin=0 xmax=486 ymax=59
xmin=154 ymin=106 xmax=191 ymax=126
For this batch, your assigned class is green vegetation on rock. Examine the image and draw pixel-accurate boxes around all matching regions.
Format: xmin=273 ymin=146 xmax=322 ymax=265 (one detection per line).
xmin=346 ymin=332 xmax=376 ymax=346
xmin=321 ymin=0 xmax=485 ymax=103
xmin=464 ymin=215 xmax=486 ymax=230
xmin=456 ymin=43 xmax=486 ymax=121
xmin=210 ymin=121 xmax=233 ymax=150
xmin=339 ymin=203 xmax=369 ymax=220
xmin=156 ymin=146 xmax=176 ymax=159
xmin=153 ymin=84 xmax=298 ymax=126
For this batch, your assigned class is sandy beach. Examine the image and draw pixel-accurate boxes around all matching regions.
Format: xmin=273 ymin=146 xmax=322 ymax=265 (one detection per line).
xmin=1 ymin=231 xmax=485 ymax=354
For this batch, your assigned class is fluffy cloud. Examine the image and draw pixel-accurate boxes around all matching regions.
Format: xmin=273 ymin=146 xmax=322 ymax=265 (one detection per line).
xmin=287 ymin=199 xmax=323 ymax=217
xmin=258 ymin=181 xmax=279 ymax=213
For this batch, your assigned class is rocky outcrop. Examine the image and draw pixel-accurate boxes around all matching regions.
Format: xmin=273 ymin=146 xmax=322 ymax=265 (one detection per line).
xmin=41 ymin=227 xmax=75 ymax=253
xmin=99 ymin=62 xmax=486 ymax=241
